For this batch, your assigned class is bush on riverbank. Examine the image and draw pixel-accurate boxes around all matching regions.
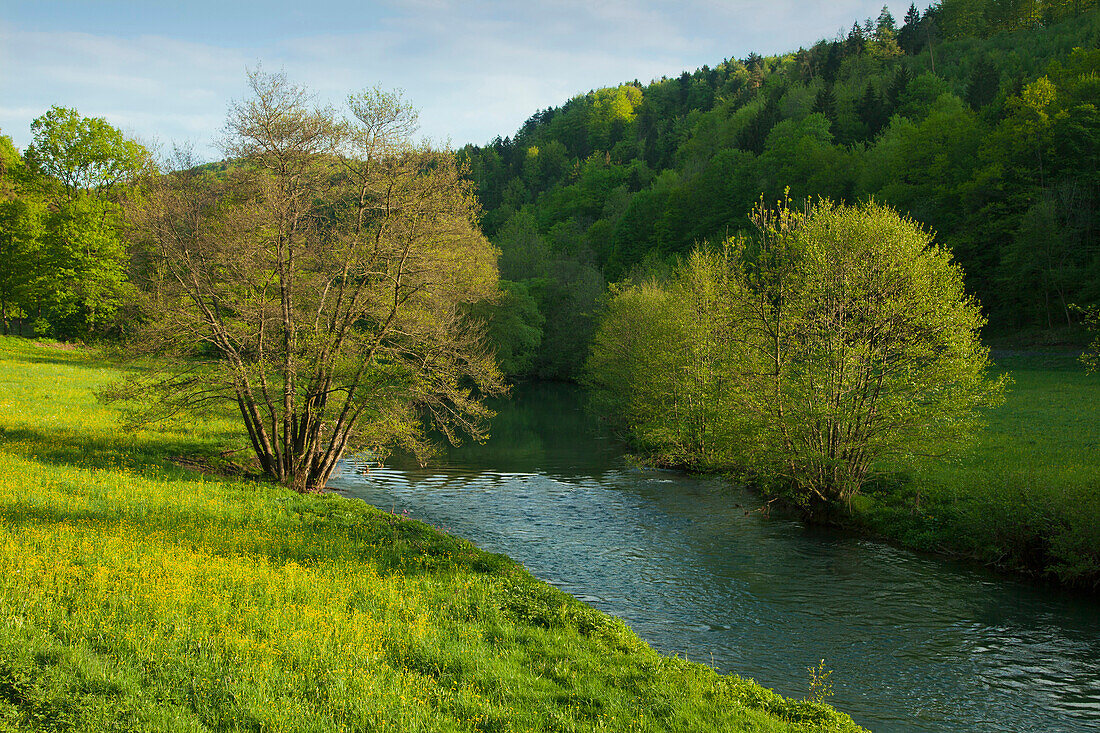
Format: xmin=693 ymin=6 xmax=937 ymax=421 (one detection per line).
xmin=586 ymin=200 xmax=1004 ymax=513
xmin=0 ymin=335 xmax=865 ymax=732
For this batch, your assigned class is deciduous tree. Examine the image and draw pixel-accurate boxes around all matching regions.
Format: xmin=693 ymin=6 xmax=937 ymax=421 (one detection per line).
xmin=118 ymin=71 xmax=503 ymax=492
xmin=26 ymin=106 xmax=151 ymax=201
xmin=9 ymin=108 xmax=151 ymax=339
xmin=588 ymin=199 xmax=1005 ymax=512
xmin=0 ymin=135 xmax=44 ymax=335
xmin=733 ymin=199 xmax=1005 ymax=507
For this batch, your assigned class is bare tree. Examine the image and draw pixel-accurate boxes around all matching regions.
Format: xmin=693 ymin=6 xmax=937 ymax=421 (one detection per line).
xmin=119 ymin=70 xmax=503 ymax=492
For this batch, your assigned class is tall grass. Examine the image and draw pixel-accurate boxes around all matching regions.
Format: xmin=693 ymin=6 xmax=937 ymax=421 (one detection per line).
xmin=857 ymin=352 xmax=1100 ymax=589
xmin=0 ymin=337 xmax=863 ymax=732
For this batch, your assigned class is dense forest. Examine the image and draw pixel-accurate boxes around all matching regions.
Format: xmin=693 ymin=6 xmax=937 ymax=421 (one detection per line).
xmin=1 ymin=0 xmax=1098 ymax=377
xmin=460 ymin=0 xmax=1100 ymax=380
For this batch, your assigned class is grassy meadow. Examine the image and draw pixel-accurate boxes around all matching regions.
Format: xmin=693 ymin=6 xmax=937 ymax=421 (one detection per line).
xmin=855 ymin=352 xmax=1100 ymax=589
xmin=0 ymin=336 xmax=863 ymax=732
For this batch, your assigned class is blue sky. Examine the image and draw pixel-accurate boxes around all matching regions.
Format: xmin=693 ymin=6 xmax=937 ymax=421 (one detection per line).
xmin=2 ymin=1 xmax=917 ymax=161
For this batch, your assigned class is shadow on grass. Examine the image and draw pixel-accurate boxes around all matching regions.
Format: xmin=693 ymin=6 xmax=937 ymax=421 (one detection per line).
xmin=990 ymin=350 xmax=1086 ymax=371
xmin=0 ymin=352 xmax=96 ymax=368
xmin=0 ymin=340 xmax=101 ymax=367
xmin=1 ymin=425 xmax=240 ymax=474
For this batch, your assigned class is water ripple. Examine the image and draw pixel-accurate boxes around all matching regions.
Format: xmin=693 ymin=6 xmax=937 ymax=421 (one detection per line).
xmin=330 ymin=383 xmax=1100 ymax=733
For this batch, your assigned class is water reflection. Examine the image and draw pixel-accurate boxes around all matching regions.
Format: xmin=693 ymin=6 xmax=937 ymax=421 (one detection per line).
xmin=330 ymin=382 xmax=1100 ymax=733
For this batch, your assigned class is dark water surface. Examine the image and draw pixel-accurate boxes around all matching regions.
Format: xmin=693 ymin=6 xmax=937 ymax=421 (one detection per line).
xmin=330 ymin=383 xmax=1100 ymax=733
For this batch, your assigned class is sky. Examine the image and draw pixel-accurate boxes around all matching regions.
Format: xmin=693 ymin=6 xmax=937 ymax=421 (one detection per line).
xmin=1 ymin=1 xmax=917 ymax=161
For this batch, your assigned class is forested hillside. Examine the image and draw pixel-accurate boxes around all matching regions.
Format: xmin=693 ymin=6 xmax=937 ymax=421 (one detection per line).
xmin=460 ymin=0 xmax=1100 ymax=379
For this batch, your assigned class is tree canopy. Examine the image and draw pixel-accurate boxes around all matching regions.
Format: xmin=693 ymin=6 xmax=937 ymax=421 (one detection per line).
xmin=0 ymin=109 xmax=149 ymax=339
xmin=26 ymin=106 xmax=151 ymax=200
xmin=461 ymin=4 xmax=1100 ymax=379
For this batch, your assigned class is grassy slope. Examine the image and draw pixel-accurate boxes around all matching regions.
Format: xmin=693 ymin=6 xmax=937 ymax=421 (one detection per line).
xmin=855 ymin=352 xmax=1100 ymax=589
xmin=0 ymin=336 xmax=864 ymax=733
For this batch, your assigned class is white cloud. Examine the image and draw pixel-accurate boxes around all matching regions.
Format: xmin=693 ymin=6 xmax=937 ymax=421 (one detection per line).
xmin=0 ymin=2 xmax=919 ymax=159
xmin=1 ymin=25 xmax=248 ymax=156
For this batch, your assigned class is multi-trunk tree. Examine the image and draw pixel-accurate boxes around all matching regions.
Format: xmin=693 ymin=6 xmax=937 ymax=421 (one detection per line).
xmin=587 ymin=199 xmax=1006 ymax=512
xmin=120 ymin=71 xmax=504 ymax=492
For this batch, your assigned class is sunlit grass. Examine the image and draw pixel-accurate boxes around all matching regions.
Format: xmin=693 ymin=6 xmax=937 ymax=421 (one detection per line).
xmin=0 ymin=336 xmax=863 ymax=732
xmin=860 ymin=352 xmax=1100 ymax=589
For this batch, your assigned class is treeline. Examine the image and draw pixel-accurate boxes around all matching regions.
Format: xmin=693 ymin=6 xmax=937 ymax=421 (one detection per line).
xmin=460 ymin=1 xmax=1100 ymax=380
xmin=0 ymin=108 xmax=151 ymax=340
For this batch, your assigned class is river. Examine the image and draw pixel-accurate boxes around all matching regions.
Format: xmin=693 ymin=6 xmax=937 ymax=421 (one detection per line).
xmin=329 ymin=382 xmax=1100 ymax=733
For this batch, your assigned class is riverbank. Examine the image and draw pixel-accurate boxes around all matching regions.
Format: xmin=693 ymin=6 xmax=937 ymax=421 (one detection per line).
xmin=846 ymin=351 xmax=1100 ymax=591
xmin=0 ymin=336 xmax=864 ymax=732
xmin=603 ymin=347 xmax=1100 ymax=592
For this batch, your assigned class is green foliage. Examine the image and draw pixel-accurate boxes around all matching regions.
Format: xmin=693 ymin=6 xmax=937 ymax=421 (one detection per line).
xmin=863 ymin=93 xmax=982 ymax=233
xmin=120 ymin=71 xmax=504 ymax=492
xmin=0 ymin=112 xmax=148 ymax=341
xmin=588 ymin=200 xmax=1005 ymax=511
xmin=855 ymin=353 xmax=1100 ymax=588
xmin=806 ymin=661 xmax=835 ymax=705
xmin=966 ymin=56 xmax=1002 ymax=108
xmin=492 ymin=211 xmax=605 ymax=380
xmin=585 ymin=264 xmax=744 ymax=470
xmin=0 ymin=133 xmax=44 ymax=336
xmin=0 ymin=135 xmax=24 ymax=196
xmin=751 ymin=200 xmax=1004 ymax=505
xmin=970 ymin=47 xmax=1100 ymax=325
xmin=0 ymin=336 xmax=867 ymax=732
xmin=26 ymin=106 xmax=151 ymax=200
xmin=461 ymin=6 xmax=1100 ymax=371
xmin=939 ymin=0 xmax=1098 ymax=38
xmin=0 ymin=193 xmax=45 ymax=335
xmin=472 ymin=278 xmax=546 ymax=378
xmin=1080 ymin=304 xmax=1100 ymax=371
xmin=38 ymin=196 xmax=129 ymax=338
xmin=535 ymin=256 xmax=605 ymax=380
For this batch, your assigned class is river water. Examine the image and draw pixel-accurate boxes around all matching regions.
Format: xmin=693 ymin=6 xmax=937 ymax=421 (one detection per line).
xmin=329 ymin=382 xmax=1100 ymax=733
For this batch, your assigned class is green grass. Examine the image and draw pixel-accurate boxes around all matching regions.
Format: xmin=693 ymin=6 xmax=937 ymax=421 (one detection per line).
xmin=856 ymin=351 xmax=1100 ymax=590
xmin=0 ymin=336 xmax=864 ymax=733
